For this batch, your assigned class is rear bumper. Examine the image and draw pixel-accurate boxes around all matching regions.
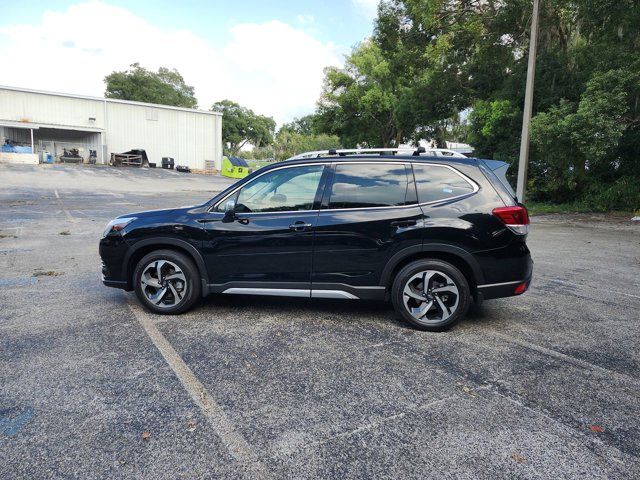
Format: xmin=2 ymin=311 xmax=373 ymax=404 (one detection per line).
xmin=476 ymin=275 xmax=532 ymax=300
xmin=473 ymin=236 xmax=533 ymax=301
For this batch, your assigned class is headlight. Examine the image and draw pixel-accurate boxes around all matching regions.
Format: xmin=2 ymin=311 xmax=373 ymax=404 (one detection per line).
xmin=103 ymin=217 xmax=136 ymax=237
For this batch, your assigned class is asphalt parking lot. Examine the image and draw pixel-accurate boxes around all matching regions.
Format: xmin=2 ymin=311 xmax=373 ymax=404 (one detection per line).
xmin=1 ymin=163 xmax=639 ymax=479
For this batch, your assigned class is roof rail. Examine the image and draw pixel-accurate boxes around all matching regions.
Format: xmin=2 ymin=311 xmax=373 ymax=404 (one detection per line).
xmin=290 ymin=147 xmax=467 ymax=160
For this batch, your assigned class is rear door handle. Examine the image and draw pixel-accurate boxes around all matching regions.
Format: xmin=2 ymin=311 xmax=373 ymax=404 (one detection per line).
xmin=391 ymin=220 xmax=417 ymax=228
xmin=289 ymin=221 xmax=313 ymax=232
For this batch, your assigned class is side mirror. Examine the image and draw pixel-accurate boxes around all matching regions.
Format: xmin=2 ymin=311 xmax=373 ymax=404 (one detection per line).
xmin=222 ymin=199 xmax=236 ymax=223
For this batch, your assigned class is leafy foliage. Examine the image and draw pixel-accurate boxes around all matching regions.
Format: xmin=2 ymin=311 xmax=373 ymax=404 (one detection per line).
xmin=210 ymin=100 xmax=276 ymax=155
xmin=468 ymin=100 xmax=521 ymax=162
xmin=273 ymin=131 xmax=341 ymax=161
xmin=104 ymin=63 xmax=197 ymax=108
xmin=316 ymin=40 xmax=404 ymax=147
xmin=279 ymin=115 xmax=318 ymax=136
xmin=313 ymin=0 xmax=640 ymax=210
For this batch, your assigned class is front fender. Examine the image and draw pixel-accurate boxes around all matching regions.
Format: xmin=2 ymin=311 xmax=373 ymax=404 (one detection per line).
xmin=122 ymin=236 xmax=209 ymax=294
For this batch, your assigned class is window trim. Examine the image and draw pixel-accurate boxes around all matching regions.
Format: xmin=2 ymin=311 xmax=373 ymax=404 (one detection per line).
xmin=210 ymin=163 xmax=328 ymax=215
xmin=210 ymin=161 xmax=479 ymax=215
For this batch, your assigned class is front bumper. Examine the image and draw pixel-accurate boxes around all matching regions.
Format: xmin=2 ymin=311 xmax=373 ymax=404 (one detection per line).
xmin=99 ymin=235 xmax=130 ymax=290
xmin=102 ymin=277 xmax=129 ymax=289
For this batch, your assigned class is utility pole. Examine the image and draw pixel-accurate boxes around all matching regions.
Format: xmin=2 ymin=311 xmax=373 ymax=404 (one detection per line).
xmin=516 ymin=0 xmax=541 ymax=202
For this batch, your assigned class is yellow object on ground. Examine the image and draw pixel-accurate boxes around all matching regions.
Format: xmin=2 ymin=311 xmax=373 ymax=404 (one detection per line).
xmin=221 ymin=156 xmax=251 ymax=179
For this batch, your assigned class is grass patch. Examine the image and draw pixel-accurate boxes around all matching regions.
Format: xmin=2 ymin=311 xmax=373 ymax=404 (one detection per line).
xmin=246 ymin=159 xmax=275 ymax=171
xmin=527 ymin=201 xmax=634 ymax=217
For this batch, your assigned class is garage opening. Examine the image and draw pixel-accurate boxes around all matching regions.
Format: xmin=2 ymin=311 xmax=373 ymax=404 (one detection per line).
xmin=1 ymin=125 xmax=104 ymax=164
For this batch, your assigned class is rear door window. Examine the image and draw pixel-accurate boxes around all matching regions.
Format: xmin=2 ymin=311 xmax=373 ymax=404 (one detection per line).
xmin=327 ymin=163 xmax=409 ymax=209
xmin=412 ymin=164 xmax=476 ymax=203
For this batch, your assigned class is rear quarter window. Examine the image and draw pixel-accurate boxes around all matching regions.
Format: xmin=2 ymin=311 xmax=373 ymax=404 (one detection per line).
xmin=412 ymin=164 xmax=476 ymax=203
xmin=477 ymin=162 xmax=517 ymax=206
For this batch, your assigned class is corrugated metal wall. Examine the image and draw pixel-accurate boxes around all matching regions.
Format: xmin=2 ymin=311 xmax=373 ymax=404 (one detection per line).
xmin=0 ymin=88 xmax=222 ymax=170
xmin=0 ymin=90 xmax=105 ymax=129
xmin=106 ymin=103 xmax=219 ymax=170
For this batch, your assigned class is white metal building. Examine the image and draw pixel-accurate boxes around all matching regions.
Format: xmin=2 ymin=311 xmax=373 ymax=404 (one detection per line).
xmin=0 ymin=86 xmax=223 ymax=170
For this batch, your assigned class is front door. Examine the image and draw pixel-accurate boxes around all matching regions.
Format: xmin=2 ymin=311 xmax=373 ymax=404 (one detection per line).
xmin=200 ymin=164 xmax=326 ymax=292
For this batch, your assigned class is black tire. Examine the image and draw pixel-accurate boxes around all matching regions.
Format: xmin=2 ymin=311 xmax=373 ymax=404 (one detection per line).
xmin=133 ymin=249 xmax=201 ymax=314
xmin=391 ymin=259 xmax=471 ymax=332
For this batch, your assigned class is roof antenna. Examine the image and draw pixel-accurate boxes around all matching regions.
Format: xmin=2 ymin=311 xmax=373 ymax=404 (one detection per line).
xmin=328 ymin=149 xmax=338 ymax=155
xmin=413 ymin=146 xmax=426 ymax=156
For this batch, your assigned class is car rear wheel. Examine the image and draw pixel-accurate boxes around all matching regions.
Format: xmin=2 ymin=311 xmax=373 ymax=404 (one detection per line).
xmin=133 ymin=250 xmax=201 ymax=314
xmin=391 ymin=259 xmax=470 ymax=331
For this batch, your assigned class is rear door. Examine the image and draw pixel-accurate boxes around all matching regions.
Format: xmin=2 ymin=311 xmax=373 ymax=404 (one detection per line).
xmin=311 ymin=162 xmax=424 ymax=296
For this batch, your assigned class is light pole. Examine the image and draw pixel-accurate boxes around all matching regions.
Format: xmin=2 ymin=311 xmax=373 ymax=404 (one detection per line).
xmin=516 ymin=0 xmax=541 ymax=202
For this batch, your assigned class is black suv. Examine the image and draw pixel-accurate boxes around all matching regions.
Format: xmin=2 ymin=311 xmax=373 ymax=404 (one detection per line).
xmin=100 ymin=149 xmax=532 ymax=331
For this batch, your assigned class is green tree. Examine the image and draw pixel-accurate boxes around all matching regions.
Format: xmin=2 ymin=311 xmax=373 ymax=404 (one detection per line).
xmin=316 ymin=40 xmax=405 ymax=147
xmin=211 ymin=100 xmax=276 ymax=155
xmin=279 ymin=115 xmax=318 ymax=136
xmin=273 ymin=131 xmax=341 ymax=161
xmin=315 ymin=0 xmax=640 ymax=209
xmin=104 ymin=63 xmax=197 ymax=108
xmin=529 ymin=68 xmax=640 ymax=204
xmin=468 ymin=100 xmax=522 ymax=163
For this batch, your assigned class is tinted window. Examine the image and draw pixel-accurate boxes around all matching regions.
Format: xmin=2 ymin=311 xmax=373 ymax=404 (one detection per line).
xmin=478 ymin=162 xmax=516 ymax=205
xmin=231 ymin=165 xmax=323 ymax=213
xmin=413 ymin=165 xmax=475 ymax=203
xmin=328 ymin=164 xmax=409 ymax=209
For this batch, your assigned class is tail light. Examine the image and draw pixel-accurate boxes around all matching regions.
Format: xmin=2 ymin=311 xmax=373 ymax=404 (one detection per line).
xmin=514 ymin=281 xmax=528 ymax=294
xmin=492 ymin=206 xmax=529 ymax=235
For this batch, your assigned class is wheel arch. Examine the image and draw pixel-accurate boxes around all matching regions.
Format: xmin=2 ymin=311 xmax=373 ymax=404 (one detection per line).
xmin=380 ymin=244 xmax=484 ymax=296
xmin=123 ymin=237 xmax=209 ymax=295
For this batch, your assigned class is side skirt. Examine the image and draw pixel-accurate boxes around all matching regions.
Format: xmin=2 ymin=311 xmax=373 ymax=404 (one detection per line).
xmin=209 ymin=282 xmax=386 ymax=301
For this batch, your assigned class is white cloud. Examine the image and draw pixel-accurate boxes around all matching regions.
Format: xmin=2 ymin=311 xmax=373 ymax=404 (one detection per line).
xmin=0 ymin=1 xmax=342 ymax=124
xmin=296 ymin=14 xmax=315 ymax=25
xmin=352 ymin=0 xmax=380 ymax=20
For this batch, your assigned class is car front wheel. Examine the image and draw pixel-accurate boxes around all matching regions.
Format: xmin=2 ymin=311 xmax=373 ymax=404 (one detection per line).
xmin=133 ymin=249 xmax=201 ymax=314
xmin=392 ymin=259 xmax=470 ymax=331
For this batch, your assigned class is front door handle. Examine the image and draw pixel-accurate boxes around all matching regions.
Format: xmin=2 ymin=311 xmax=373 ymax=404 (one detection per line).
xmin=391 ymin=220 xmax=417 ymax=228
xmin=289 ymin=221 xmax=313 ymax=232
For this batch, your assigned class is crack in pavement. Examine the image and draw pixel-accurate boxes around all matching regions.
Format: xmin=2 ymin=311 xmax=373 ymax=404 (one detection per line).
xmin=271 ymin=395 xmax=457 ymax=459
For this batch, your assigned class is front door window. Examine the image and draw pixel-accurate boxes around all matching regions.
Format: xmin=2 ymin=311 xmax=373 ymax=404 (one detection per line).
xmin=229 ymin=165 xmax=324 ymax=213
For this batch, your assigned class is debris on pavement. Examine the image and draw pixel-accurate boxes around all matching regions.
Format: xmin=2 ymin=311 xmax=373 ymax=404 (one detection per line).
xmin=33 ymin=270 xmax=63 ymax=277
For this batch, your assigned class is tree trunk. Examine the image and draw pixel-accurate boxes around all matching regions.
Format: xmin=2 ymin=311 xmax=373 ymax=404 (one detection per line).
xmin=395 ymin=130 xmax=403 ymax=147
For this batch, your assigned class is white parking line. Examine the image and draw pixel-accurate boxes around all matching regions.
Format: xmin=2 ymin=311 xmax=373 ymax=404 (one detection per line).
xmin=53 ymin=189 xmax=76 ymax=223
xmin=128 ymin=302 xmax=270 ymax=478
xmin=489 ymin=330 xmax=640 ymax=387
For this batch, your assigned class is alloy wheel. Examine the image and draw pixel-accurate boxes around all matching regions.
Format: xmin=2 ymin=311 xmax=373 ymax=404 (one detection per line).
xmin=402 ymin=270 xmax=460 ymax=325
xmin=140 ymin=260 xmax=187 ymax=309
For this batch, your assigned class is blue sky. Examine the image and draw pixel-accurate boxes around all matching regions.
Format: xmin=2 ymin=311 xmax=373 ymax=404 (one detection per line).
xmin=0 ymin=1 xmax=378 ymax=122
xmin=3 ymin=0 xmax=375 ymax=46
